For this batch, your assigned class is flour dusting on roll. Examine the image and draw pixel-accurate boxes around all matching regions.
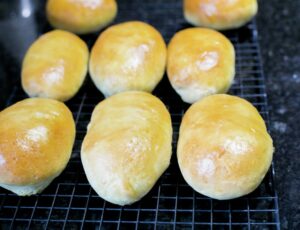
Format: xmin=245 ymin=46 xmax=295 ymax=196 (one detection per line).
xmin=167 ymin=28 xmax=235 ymax=104
xmin=0 ymin=98 xmax=75 ymax=196
xmin=22 ymin=30 xmax=89 ymax=102
xmin=89 ymin=21 xmax=167 ymax=97
xmin=81 ymin=91 xmax=172 ymax=205
xmin=184 ymin=0 xmax=258 ymax=30
xmin=46 ymin=0 xmax=117 ymax=34
xmin=177 ymin=94 xmax=274 ymax=200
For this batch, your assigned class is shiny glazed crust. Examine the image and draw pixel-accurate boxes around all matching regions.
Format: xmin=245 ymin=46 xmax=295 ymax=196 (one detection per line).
xmin=177 ymin=94 xmax=274 ymax=200
xmin=184 ymin=0 xmax=258 ymax=30
xmin=81 ymin=91 xmax=172 ymax=205
xmin=89 ymin=21 xmax=167 ymax=97
xmin=21 ymin=30 xmax=89 ymax=102
xmin=0 ymin=98 xmax=76 ymax=196
xmin=46 ymin=0 xmax=117 ymax=34
xmin=167 ymin=28 xmax=235 ymax=104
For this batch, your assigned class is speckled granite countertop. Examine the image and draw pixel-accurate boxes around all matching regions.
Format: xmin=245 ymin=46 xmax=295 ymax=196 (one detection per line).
xmin=257 ymin=0 xmax=300 ymax=229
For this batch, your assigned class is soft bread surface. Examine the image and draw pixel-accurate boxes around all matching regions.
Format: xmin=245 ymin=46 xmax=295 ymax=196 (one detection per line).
xmin=81 ymin=91 xmax=172 ymax=205
xmin=0 ymin=98 xmax=75 ymax=196
xmin=89 ymin=21 xmax=167 ymax=97
xmin=167 ymin=28 xmax=235 ymax=104
xmin=21 ymin=30 xmax=89 ymax=102
xmin=46 ymin=0 xmax=117 ymax=34
xmin=184 ymin=0 xmax=258 ymax=30
xmin=177 ymin=94 xmax=274 ymax=200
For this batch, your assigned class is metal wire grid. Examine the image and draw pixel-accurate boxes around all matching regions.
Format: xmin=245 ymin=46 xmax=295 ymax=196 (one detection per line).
xmin=0 ymin=0 xmax=280 ymax=229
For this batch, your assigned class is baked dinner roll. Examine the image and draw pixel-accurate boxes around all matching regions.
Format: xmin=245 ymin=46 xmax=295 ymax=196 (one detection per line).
xmin=0 ymin=98 xmax=75 ymax=196
xmin=89 ymin=21 xmax=167 ymax=97
xmin=167 ymin=28 xmax=235 ymax=104
xmin=177 ymin=94 xmax=274 ymax=200
xmin=21 ymin=30 xmax=89 ymax=102
xmin=81 ymin=91 xmax=172 ymax=205
xmin=46 ymin=0 xmax=117 ymax=34
xmin=184 ymin=0 xmax=258 ymax=30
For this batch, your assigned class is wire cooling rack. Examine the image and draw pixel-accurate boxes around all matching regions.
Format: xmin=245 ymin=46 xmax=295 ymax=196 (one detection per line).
xmin=0 ymin=0 xmax=280 ymax=229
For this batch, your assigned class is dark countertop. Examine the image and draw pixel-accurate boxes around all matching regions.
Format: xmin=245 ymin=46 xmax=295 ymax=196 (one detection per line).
xmin=257 ymin=0 xmax=300 ymax=229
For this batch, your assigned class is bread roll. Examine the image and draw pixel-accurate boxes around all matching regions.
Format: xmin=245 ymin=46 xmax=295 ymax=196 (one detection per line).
xmin=0 ymin=98 xmax=75 ymax=196
xmin=184 ymin=0 xmax=258 ymax=30
xmin=46 ymin=0 xmax=117 ymax=34
xmin=81 ymin=91 xmax=172 ymax=205
xmin=89 ymin=21 xmax=167 ymax=97
xmin=177 ymin=94 xmax=274 ymax=200
xmin=21 ymin=30 xmax=89 ymax=102
xmin=167 ymin=28 xmax=235 ymax=104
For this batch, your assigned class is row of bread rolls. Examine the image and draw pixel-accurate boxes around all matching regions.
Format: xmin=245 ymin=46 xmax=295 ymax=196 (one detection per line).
xmin=0 ymin=91 xmax=273 ymax=204
xmin=1 ymin=0 xmax=273 ymax=206
xmin=21 ymin=22 xmax=234 ymax=104
xmin=45 ymin=0 xmax=258 ymax=34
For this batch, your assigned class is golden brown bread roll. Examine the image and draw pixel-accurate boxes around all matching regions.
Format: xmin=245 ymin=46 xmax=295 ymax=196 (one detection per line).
xmin=167 ymin=28 xmax=235 ymax=104
xmin=46 ymin=0 xmax=117 ymax=34
xmin=21 ymin=30 xmax=89 ymax=102
xmin=81 ymin=91 xmax=172 ymax=205
xmin=0 ymin=98 xmax=75 ymax=196
xmin=177 ymin=94 xmax=274 ymax=200
xmin=184 ymin=0 xmax=258 ymax=30
xmin=89 ymin=21 xmax=167 ymax=97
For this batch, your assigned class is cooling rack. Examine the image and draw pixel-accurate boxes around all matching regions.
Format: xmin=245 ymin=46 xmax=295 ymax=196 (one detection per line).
xmin=0 ymin=0 xmax=280 ymax=229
